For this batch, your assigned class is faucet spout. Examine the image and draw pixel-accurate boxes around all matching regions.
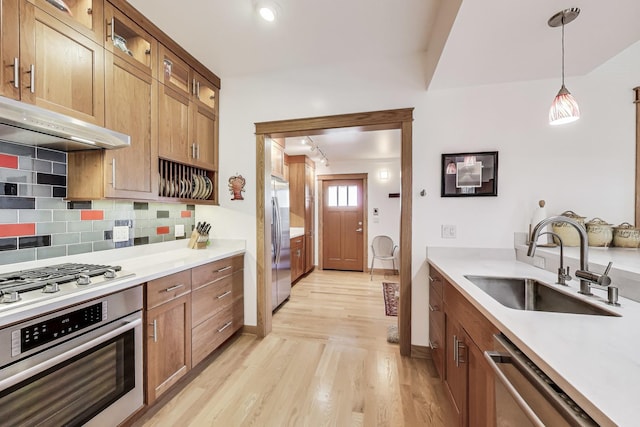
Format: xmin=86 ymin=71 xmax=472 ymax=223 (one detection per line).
xmin=528 ymin=215 xmax=591 ymax=293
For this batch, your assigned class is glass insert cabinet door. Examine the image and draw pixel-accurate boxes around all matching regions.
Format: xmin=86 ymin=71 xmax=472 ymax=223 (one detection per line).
xmin=36 ymin=0 xmax=105 ymax=44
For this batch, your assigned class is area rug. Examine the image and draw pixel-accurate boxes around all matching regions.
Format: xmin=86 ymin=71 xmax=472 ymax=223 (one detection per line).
xmin=387 ymin=325 xmax=399 ymax=344
xmin=382 ymin=282 xmax=399 ymax=317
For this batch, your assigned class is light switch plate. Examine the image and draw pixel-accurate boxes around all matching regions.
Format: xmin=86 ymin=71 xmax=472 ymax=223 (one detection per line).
xmin=175 ymin=224 xmax=185 ymax=237
xmin=113 ymin=226 xmax=129 ymax=243
xmin=441 ymin=224 xmax=457 ymax=239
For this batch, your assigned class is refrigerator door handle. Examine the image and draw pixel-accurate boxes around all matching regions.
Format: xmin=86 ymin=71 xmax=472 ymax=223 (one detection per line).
xmin=274 ymin=196 xmax=282 ymax=263
xmin=271 ymin=197 xmax=278 ymax=263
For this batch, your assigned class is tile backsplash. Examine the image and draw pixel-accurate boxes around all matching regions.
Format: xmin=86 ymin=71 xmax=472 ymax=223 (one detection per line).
xmin=0 ymin=141 xmax=196 ymax=264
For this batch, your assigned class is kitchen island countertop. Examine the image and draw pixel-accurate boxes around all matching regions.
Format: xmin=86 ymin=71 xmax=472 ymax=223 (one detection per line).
xmin=0 ymin=239 xmax=246 ymax=328
xmin=427 ymin=247 xmax=640 ymax=427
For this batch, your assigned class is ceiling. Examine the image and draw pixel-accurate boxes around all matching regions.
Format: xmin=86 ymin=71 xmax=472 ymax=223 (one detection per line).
xmin=127 ymin=0 xmax=640 ymax=159
xmin=284 ymin=129 xmax=401 ymax=164
xmin=127 ymin=0 xmax=442 ymax=79
xmin=430 ymin=0 xmax=640 ymax=89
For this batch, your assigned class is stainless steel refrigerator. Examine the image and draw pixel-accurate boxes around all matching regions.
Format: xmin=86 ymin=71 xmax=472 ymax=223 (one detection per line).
xmin=271 ymin=176 xmax=291 ymax=311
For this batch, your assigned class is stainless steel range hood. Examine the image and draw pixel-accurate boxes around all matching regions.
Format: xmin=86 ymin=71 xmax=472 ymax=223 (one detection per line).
xmin=0 ymin=96 xmax=130 ymax=151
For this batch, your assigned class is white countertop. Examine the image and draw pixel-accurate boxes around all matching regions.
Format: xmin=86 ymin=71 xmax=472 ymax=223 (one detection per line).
xmin=290 ymin=227 xmax=304 ymax=239
xmin=427 ymin=247 xmax=640 ymax=427
xmin=0 ymin=239 xmax=246 ymax=328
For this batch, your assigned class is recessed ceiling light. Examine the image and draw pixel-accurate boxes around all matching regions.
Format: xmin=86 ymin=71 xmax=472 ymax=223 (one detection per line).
xmin=259 ymin=6 xmax=276 ymax=22
xmin=254 ymin=1 xmax=280 ymax=23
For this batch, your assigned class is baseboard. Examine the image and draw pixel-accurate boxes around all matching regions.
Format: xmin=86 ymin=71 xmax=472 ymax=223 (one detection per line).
xmin=369 ymin=268 xmax=399 ymax=276
xmin=411 ymin=344 xmax=432 ymax=359
xmin=242 ymin=325 xmax=259 ymax=335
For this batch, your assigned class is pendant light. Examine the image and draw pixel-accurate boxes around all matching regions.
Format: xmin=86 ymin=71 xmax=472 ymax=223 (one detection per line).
xmin=548 ymin=8 xmax=580 ymax=125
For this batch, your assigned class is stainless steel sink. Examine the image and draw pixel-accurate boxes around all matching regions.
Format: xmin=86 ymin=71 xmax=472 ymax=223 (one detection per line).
xmin=464 ymin=275 xmax=620 ymax=317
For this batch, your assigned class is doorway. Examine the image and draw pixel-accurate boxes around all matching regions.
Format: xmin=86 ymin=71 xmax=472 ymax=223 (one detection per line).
xmin=255 ymin=108 xmax=413 ymax=356
xmin=318 ymin=174 xmax=367 ymax=272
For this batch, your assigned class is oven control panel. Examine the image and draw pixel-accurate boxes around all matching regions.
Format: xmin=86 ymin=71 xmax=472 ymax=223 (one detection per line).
xmin=11 ymin=301 xmax=107 ymax=356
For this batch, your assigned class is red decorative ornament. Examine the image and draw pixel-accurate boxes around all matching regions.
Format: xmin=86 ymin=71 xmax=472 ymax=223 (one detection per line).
xmin=228 ymin=175 xmax=246 ymax=200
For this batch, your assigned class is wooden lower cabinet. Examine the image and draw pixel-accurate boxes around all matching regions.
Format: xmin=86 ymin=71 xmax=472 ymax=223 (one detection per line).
xmin=290 ymin=236 xmax=304 ymax=283
xmin=191 ymin=254 xmax=244 ymax=366
xmin=444 ymin=317 xmax=468 ymax=427
xmin=429 ymin=262 xmax=498 ymax=427
xmin=145 ymin=292 xmax=192 ymax=405
xmin=144 ymin=254 xmax=244 ymax=406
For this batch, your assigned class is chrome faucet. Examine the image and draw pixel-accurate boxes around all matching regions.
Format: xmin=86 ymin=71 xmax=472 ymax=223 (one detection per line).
xmin=535 ymin=231 xmax=571 ymax=285
xmin=528 ymin=216 xmax=613 ymax=296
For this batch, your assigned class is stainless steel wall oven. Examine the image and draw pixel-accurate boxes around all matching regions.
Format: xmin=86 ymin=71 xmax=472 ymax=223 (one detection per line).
xmin=0 ymin=286 xmax=143 ymax=427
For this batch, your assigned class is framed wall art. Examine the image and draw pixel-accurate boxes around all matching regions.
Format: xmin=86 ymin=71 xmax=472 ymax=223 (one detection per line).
xmin=441 ymin=151 xmax=498 ymax=197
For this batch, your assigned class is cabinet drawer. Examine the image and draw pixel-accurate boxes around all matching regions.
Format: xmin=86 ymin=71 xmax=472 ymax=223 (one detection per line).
xmin=192 ymin=270 xmax=243 ymax=327
xmin=428 ymin=264 xmax=444 ymax=299
xmin=191 ymin=301 xmax=243 ymax=366
xmin=146 ymin=270 xmax=192 ymax=310
xmin=191 ymin=254 xmax=244 ymax=290
xmin=429 ymin=320 xmax=445 ymax=380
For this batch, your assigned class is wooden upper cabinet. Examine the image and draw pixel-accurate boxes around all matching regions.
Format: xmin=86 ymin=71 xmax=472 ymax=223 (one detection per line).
xmin=190 ymin=70 xmax=217 ymax=170
xmin=104 ymin=2 xmax=155 ymax=78
xmin=271 ymin=138 xmax=285 ymax=179
xmin=18 ymin=0 xmax=105 ymax=125
xmin=158 ymin=45 xmax=217 ymax=171
xmin=31 ymin=0 xmax=104 ymax=44
xmin=103 ymin=9 xmax=157 ymax=199
xmin=1 ymin=0 xmax=20 ymax=99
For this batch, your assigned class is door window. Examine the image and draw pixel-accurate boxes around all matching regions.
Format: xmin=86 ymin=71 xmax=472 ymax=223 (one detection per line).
xmin=328 ymin=185 xmax=358 ymax=207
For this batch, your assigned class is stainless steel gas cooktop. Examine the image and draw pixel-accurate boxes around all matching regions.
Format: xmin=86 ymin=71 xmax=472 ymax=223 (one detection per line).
xmin=0 ymin=263 xmax=135 ymax=312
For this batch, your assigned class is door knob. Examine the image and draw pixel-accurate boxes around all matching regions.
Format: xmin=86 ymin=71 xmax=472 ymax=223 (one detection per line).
xmin=356 ymin=228 xmax=363 ymax=232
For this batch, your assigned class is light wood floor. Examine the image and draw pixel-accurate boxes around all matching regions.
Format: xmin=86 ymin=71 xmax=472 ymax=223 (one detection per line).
xmin=134 ymin=270 xmax=453 ymax=427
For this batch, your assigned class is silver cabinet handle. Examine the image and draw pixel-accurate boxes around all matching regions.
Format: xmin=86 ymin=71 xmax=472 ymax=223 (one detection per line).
xmin=27 ymin=64 xmax=35 ymax=93
xmin=196 ymin=80 xmax=200 ymax=98
xmin=429 ymin=340 xmax=438 ymax=350
xmin=151 ymin=319 xmax=157 ymax=343
xmin=11 ymin=58 xmax=19 ymax=88
xmin=107 ymin=17 xmax=115 ymax=41
xmin=217 ymin=321 xmax=232 ymax=333
xmin=216 ymin=266 xmax=232 ymax=273
xmin=191 ymin=143 xmax=196 ymax=159
xmin=196 ymin=144 xmax=200 ymax=159
xmin=192 ymin=78 xmax=197 ymax=95
xmin=111 ymin=158 xmax=116 ymax=188
xmin=454 ymin=338 xmax=467 ymax=366
xmin=165 ymin=284 xmax=184 ymax=292
xmin=453 ymin=335 xmax=458 ymax=364
xmin=216 ymin=290 xmax=231 ymax=299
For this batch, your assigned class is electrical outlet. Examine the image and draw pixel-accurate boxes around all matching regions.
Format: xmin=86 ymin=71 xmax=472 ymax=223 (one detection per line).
xmin=175 ymin=224 xmax=185 ymax=238
xmin=533 ymin=256 xmax=546 ymax=269
xmin=113 ymin=226 xmax=129 ymax=243
xmin=441 ymin=224 xmax=457 ymax=239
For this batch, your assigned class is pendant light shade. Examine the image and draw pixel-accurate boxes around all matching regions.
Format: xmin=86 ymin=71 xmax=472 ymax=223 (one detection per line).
xmin=548 ymin=8 xmax=580 ymax=125
xmin=549 ymin=84 xmax=580 ymax=125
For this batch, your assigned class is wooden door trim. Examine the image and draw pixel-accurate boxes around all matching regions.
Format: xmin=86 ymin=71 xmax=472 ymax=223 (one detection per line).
xmin=317 ymin=174 xmax=368 ymax=272
xmin=255 ymin=108 xmax=414 ymax=356
xmin=635 ymin=87 xmax=639 ymax=227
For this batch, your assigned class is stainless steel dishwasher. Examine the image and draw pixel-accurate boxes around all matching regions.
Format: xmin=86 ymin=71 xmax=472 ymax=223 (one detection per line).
xmin=485 ymin=334 xmax=599 ymax=427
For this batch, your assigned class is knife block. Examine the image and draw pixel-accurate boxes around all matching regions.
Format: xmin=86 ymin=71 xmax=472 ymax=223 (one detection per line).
xmin=188 ymin=229 xmax=209 ymax=249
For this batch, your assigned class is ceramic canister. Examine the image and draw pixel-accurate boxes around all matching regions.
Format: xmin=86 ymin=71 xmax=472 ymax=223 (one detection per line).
xmin=585 ymin=218 xmax=613 ymax=247
xmin=612 ymin=222 xmax=640 ymax=248
xmin=551 ymin=210 xmax=586 ymax=247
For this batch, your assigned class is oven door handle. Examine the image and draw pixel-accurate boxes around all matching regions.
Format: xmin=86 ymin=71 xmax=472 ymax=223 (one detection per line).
xmin=0 ymin=316 xmax=142 ymax=392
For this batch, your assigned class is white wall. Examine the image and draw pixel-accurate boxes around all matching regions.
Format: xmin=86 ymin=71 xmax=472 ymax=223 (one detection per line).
xmin=316 ymin=158 xmax=402 ymax=268
xmin=196 ymin=41 xmax=640 ymax=345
